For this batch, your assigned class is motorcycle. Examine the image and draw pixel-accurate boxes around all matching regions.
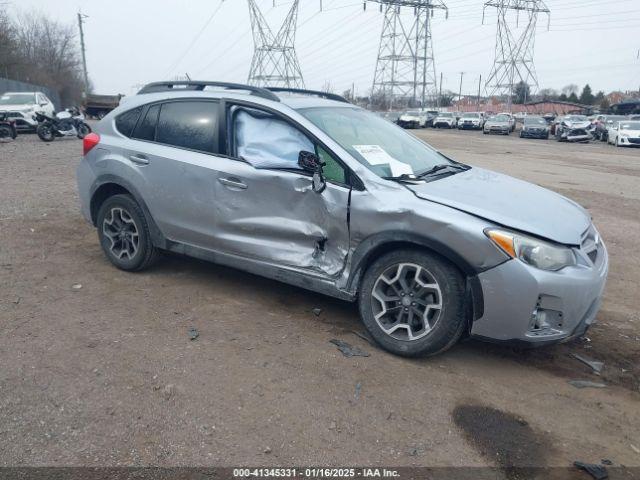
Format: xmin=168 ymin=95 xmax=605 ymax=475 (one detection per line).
xmin=0 ymin=112 xmax=18 ymax=142
xmin=34 ymin=107 xmax=91 ymax=142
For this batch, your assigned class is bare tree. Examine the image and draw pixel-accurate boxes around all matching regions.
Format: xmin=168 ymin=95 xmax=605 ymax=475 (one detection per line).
xmin=1 ymin=10 xmax=86 ymax=105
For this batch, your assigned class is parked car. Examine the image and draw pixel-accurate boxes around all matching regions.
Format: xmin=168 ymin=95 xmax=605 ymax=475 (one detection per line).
xmin=457 ymin=112 xmax=483 ymax=130
xmin=594 ymin=115 xmax=627 ymax=142
xmin=483 ymin=114 xmax=512 ymax=135
xmin=555 ymin=115 xmax=591 ymax=142
xmin=606 ymin=120 xmax=640 ymax=147
xmin=432 ymin=112 xmax=456 ymax=128
xmin=498 ymin=112 xmax=516 ymax=132
xmin=520 ymin=116 xmax=550 ymax=139
xmin=77 ymin=81 xmax=608 ymax=357
xmin=0 ymin=91 xmax=55 ymax=130
xmin=424 ymin=110 xmax=439 ymax=128
xmin=397 ymin=110 xmax=427 ymax=129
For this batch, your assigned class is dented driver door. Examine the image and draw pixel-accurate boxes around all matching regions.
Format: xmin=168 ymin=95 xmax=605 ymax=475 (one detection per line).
xmin=208 ymin=105 xmax=352 ymax=278
xmin=210 ymin=158 xmax=351 ymax=277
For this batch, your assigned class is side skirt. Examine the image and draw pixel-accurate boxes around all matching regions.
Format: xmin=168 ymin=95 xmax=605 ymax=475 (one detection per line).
xmin=165 ymin=240 xmax=356 ymax=302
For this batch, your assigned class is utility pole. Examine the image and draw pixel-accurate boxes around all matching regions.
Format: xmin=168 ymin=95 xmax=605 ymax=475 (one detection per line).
xmin=477 ymin=74 xmax=482 ymax=109
xmin=77 ymin=12 xmax=90 ymax=95
xmin=458 ymin=71 xmax=464 ymax=107
xmin=438 ymin=71 xmax=443 ymax=108
xmin=369 ymin=0 xmax=448 ymax=109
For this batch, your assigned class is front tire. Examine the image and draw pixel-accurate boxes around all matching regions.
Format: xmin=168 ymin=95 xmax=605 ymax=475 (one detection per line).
xmin=358 ymin=249 xmax=467 ymax=357
xmin=0 ymin=125 xmax=13 ymax=142
xmin=37 ymin=124 xmax=55 ymax=142
xmin=96 ymin=194 xmax=159 ymax=271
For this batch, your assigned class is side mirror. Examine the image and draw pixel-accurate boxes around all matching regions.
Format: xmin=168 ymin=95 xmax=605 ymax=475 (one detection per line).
xmin=298 ymin=151 xmax=326 ymax=194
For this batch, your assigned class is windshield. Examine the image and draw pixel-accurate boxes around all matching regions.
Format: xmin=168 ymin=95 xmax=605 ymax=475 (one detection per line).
xmin=405 ymin=111 xmax=421 ymax=116
xmin=462 ymin=113 xmax=479 ymax=118
xmin=299 ymin=106 xmax=453 ymax=178
xmin=0 ymin=93 xmax=36 ymax=105
xmin=620 ymin=121 xmax=640 ymax=130
xmin=490 ymin=115 xmax=510 ymax=122
xmin=524 ymin=117 xmax=547 ymax=125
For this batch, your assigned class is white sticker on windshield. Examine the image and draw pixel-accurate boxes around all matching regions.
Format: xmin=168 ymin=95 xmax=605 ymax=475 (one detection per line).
xmin=352 ymin=145 xmax=413 ymax=176
xmin=1 ymin=96 xmax=9 ymax=101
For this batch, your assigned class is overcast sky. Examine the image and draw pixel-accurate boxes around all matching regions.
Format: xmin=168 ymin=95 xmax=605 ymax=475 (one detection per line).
xmin=6 ymin=0 xmax=640 ymax=97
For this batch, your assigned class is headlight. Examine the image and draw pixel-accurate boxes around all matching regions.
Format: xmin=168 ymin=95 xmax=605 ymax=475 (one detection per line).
xmin=620 ymin=133 xmax=629 ymax=138
xmin=485 ymin=228 xmax=576 ymax=271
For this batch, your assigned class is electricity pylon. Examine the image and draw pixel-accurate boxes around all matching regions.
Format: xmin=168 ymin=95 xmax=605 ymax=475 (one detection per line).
xmin=483 ymin=0 xmax=550 ymax=109
xmin=368 ymin=0 xmax=447 ymax=109
xmin=247 ymin=0 xmax=305 ymax=88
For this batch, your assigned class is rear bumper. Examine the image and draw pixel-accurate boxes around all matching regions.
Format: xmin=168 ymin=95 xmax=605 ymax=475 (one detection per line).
xmin=470 ymin=242 xmax=608 ymax=345
xmin=76 ymin=158 xmax=95 ymax=224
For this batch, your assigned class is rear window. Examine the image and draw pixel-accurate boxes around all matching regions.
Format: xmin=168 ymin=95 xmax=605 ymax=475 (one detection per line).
xmin=156 ymin=101 xmax=219 ymax=153
xmin=115 ymin=107 xmax=142 ymax=137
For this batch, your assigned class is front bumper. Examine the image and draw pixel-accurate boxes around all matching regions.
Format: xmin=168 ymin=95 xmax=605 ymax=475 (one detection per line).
xmin=459 ymin=122 xmax=481 ymax=130
xmin=471 ymin=238 xmax=608 ymax=345
xmin=398 ymin=120 xmax=420 ymax=129
xmin=0 ymin=111 xmax=37 ymax=129
xmin=521 ymin=128 xmax=548 ymax=138
xmin=434 ymin=121 xmax=453 ymax=128
xmin=484 ymin=126 xmax=510 ymax=134
xmin=617 ymin=136 xmax=640 ymax=146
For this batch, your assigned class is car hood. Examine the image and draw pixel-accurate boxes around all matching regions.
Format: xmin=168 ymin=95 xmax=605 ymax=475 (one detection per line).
xmin=400 ymin=115 xmax=420 ymax=120
xmin=0 ymin=104 xmax=33 ymax=112
xmin=406 ymin=167 xmax=590 ymax=245
xmin=563 ymin=121 xmax=590 ymax=129
xmin=621 ymin=129 xmax=640 ymax=137
xmin=436 ymin=117 xmax=453 ymax=121
xmin=485 ymin=121 xmax=509 ymax=127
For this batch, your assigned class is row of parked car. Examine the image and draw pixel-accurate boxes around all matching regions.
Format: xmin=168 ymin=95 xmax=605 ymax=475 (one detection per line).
xmin=383 ymin=109 xmax=640 ymax=147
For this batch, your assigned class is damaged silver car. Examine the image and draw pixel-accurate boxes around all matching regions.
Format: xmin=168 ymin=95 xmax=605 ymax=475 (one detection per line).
xmin=76 ymin=82 xmax=608 ymax=357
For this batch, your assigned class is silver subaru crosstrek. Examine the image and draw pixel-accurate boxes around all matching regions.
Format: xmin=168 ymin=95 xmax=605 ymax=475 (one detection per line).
xmin=76 ymin=81 xmax=608 ymax=357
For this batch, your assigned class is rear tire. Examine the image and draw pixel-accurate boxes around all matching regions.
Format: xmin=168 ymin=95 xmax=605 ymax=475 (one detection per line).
xmin=77 ymin=123 xmax=92 ymax=139
xmin=96 ymin=194 xmax=159 ymax=272
xmin=358 ymin=249 xmax=467 ymax=357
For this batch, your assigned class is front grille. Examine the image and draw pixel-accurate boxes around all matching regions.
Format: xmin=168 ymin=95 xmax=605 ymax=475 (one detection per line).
xmin=628 ymin=138 xmax=640 ymax=144
xmin=569 ymin=129 xmax=587 ymax=136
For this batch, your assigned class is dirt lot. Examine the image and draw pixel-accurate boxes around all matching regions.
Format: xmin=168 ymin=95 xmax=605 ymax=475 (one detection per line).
xmin=1 ymin=128 xmax=639 ymax=472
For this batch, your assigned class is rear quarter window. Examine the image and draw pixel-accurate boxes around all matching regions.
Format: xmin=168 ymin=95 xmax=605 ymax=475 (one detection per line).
xmin=115 ymin=107 xmax=142 ymax=137
xmin=132 ymin=104 xmax=160 ymax=142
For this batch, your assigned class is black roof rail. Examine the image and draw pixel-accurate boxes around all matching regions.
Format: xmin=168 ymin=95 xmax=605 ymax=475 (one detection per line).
xmin=266 ymin=87 xmax=350 ymax=104
xmin=137 ymin=81 xmax=280 ymax=102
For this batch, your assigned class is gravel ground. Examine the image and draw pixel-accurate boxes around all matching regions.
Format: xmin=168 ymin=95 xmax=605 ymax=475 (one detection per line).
xmin=0 ymin=128 xmax=639 ymax=470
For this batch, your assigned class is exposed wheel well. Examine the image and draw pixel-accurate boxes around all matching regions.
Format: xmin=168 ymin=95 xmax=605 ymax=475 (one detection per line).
xmin=90 ymin=183 xmax=131 ymax=225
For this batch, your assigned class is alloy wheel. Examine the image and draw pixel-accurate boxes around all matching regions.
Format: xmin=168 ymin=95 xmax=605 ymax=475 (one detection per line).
xmin=371 ymin=263 xmax=443 ymax=341
xmin=102 ymin=207 xmax=140 ymax=260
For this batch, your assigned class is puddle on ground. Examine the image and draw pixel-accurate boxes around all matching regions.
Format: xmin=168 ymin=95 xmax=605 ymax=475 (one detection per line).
xmin=453 ymin=403 xmax=556 ymax=480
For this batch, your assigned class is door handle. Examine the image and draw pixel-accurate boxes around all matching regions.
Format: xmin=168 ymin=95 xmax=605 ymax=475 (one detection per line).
xmin=129 ymin=154 xmax=149 ymax=165
xmin=219 ymin=178 xmax=248 ymax=190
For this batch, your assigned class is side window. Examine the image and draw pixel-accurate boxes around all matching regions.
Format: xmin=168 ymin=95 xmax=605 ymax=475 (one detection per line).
xmin=132 ymin=104 xmax=160 ymax=141
xmin=317 ymin=146 xmax=346 ymax=184
xmin=232 ymin=107 xmax=347 ymax=184
xmin=234 ymin=108 xmax=312 ymax=169
xmin=156 ymin=101 xmax=218 ymax=153
xmin=115 ymin=107 xmax=143 ymax=138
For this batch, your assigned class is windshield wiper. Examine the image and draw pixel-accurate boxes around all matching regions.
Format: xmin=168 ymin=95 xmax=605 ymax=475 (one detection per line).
xmin=416 ymin=163 xmax=469 ymax=178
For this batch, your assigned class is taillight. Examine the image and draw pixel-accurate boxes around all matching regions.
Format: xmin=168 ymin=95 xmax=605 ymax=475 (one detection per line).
xmin=83 ymin=133 xmax=100 ymax=156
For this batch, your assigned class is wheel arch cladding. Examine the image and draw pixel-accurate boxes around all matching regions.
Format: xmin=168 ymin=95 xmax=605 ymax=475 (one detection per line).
xmin=347 ymin=233 xmax=484 ymax=322
xmin=90 ymin=177 xmax=167 ymax=249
